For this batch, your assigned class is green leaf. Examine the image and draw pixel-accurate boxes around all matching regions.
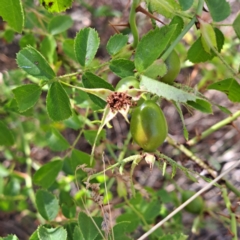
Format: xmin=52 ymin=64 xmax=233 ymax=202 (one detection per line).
xmin=217 ymin=105 xmax=232 ymax=114
xmin=64 ymin=112 xmax=83 ymax=130
xmin=16 ymin=46 xmax=55 ymax=80
xmin=48 ymin=15 xmax=73 ymax=35
xmin=0 ymin=121 xmax=14 ymax=146
xmin=173 ymin=102 xmax=188 ymax=140
xmin=178 ymin=0 xmax=193 ymax=10
xmin=205 ymin=0 xmax=230 ymax=22
xmin=83 ymin=129 xmax=106 ymax=146
xmin=3 ymin=29 xmax=15 ymax=43
xmin=73 ymin=226 xmax=84 ymax=240
xmin=0 ymin=0 xmax=24 ymax=33
xmin=33 ymin=160 xmax=63 ymax=188
xmin=0 ymin=235 xmax=19 ymax=240
xmin=159 ymin=232 xmax=188 ymax=240
xmin=4 ymin=98 xmax=33 ymax=116
xmin=36 ymin=189 xmax=59 ymax=221
xmin=19 ymin=33 xmax=36 ymax=49
xmin=82 ymin=72 xmax=114 ymax=108
xmin=143 ymin=59 xmax=167 ymax=79
xmin=70 ymin=149 xmax=94 ymax=173
xmin=187 ymin=99 xmax=213 ymax=113
xmin=140 ymin=75 xmax=196 ymax=103
xmin=113 ymin=222 xmax=131 ymax=240
xmin=46 ymin=82 xmax=72 ymax=121
xmin=233 ymin=13 xmax=240 ymax=39
xmin=40 ymin=0 xmax=73 ymax=13
xmin=46 ymin=128 xmax=70 ymax=152
xmin=187 ymin=37 xmax=212 ymax=63
xmin=40 ymin=35 xmax=57 ymax=65
xmin=208 ymin=78 xmax=240 ymax=102
xmin=61 ymin=203 xmax=76 ymax=219
xmin=169 ymin=16 xmax=184 ymax=42
xmin=78 ymin=212 xmax=100 ymax=240
xmin=74 ymin=28 xmax=100 ymax=67
xmin=63 ymin=39 xmax=77 ymax=61
xmin=116 ymin=213 xmax=139 ymax=233
xmin=187 ymin=28 xmax=224 ymax=63
xmin=106 ymin=34 xmax=128 ymax=56
xmin=134 ymin=25 xmax=176 ymax=72
xmin=199 ymin=19 xmax=217 ymax=53
xmin=148 ymin=0 xmax=180 ymax=19
xmin=142 ymin=199 xmax=161 ymax=220
xmin=29 ymin=230 xmax=39 ymax=240
xmin=12 ymin=84 xmax=41 ymax=112
xmin=0 ymin=164 xmax=9 ymax=177
xmin=38 ymin=226 xmax=67 ymax=240
xmin=109 ymin=59 xmax=135 ymax=78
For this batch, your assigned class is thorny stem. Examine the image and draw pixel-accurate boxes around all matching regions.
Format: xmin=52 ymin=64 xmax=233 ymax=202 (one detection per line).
xmin=137 ymin=159 xmax=240 ymax=240
xmin=187 ymin=110 xmax=240 ymax=146
xmin=167 ymin=136 xmax=217 ymax=178
xmin=167 ymin=136 xmax=240 ymax=197
xmin=129 ymin=0 xmax=140 ymax=48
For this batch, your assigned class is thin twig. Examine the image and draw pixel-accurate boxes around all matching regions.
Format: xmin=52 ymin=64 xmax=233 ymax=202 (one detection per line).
xmin=187 ymin=110 xmax=240 ymax=146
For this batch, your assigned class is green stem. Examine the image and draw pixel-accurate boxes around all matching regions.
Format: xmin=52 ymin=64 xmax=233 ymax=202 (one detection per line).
xmin=18 ymin=123 xmax=45 ymax=224
xmin=211 ymin=47 xmax=239 ymax=77
xmin=167 ymin=136 xmax=217 ymax=178
xmin=161 ymin=17 xmax=196 ymax=61
xmin=129 ymin=0 xmax=140 ymax=48
xmin=224 ymin=180 xmax=240 ymax=197
xmin=187 ymin=110 xmax=240 ymax=146
xmin=124 ymin=197 xmax=149 ymax=228
xmin=160 ymin=0 xmax=205 ymax=61
xmin=117 ymin=131 xmax=132 ymax=162
xmin=86 ymin=154 xmax=142 ymax=181
xmin=58 ymin=71 xmax=82 ymax=79
xmin=222 ymin=187 xmax=238 ymax=240
xmin=167 ymin=136 xmax=240 ymax=197
xmin=196 ymin=0 xmax=204 ymax=15
xmin=212 ymin=23 xmax=232 ymax=27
